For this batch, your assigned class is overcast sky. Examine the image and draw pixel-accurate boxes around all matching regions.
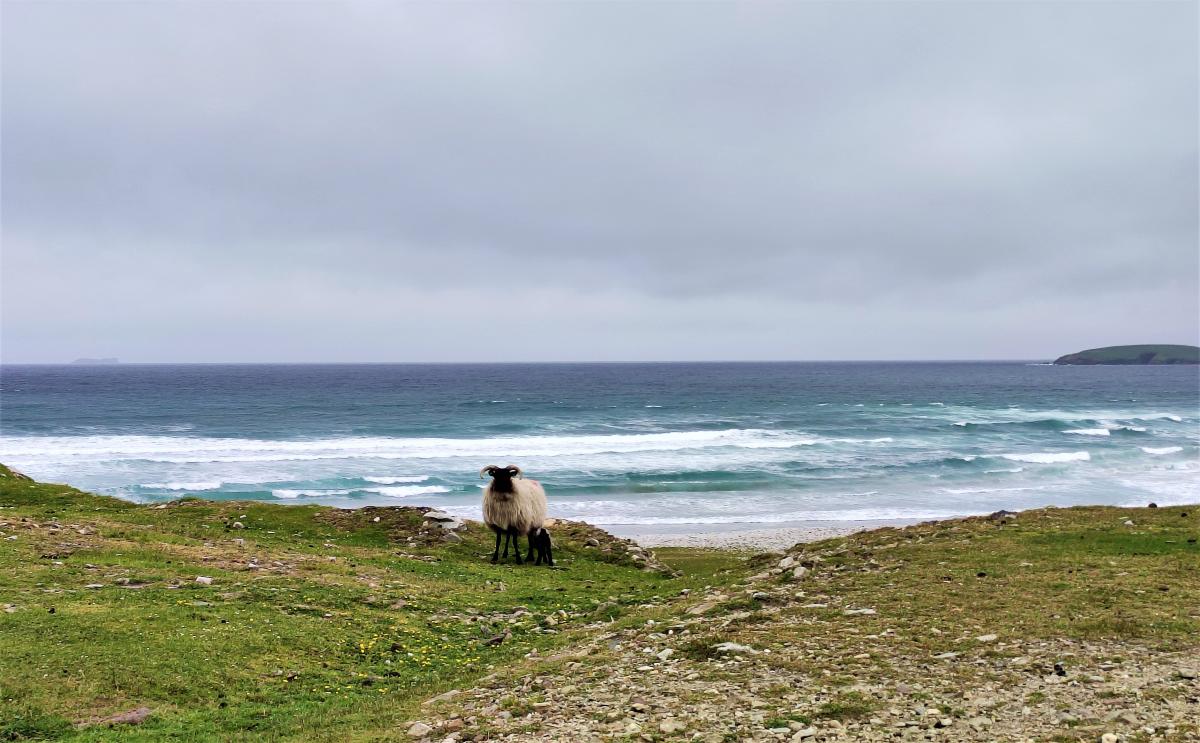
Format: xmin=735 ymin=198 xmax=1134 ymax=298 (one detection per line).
xmin=2 ymin=2 xmax=1196 ymax=362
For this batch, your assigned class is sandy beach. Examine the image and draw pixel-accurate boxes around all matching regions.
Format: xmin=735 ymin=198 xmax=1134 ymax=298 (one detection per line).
xmin=609 ymin=517 xmax=923 ymax=550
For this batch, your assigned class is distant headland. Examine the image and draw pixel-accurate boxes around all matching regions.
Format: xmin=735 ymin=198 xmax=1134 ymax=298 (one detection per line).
xmin=1053 ymin=344 xmax=1199 ymax=365
xmin=71 ymin=357 xmax=120 ymax=365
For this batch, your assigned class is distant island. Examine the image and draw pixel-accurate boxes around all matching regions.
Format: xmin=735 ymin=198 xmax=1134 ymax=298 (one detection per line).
xmin=1053 ymin=344 xmax=1199 ymax=365
xmin=71 ymin=357 xmax=119 ymax=365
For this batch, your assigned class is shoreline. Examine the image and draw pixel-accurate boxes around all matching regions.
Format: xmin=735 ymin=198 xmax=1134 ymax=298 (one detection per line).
xmin=607 ymin=517 xmax=924 ymax=550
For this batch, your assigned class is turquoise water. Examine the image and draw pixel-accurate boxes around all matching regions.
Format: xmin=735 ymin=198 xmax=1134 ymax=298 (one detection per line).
xmin=1 ymin=362 xmax=1196 ymax=524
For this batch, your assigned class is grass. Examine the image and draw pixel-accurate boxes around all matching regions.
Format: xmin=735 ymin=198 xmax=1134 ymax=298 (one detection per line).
xmin=0 ymin=465 xmax=737 ymax=741
xmin=3 ymin=463 xmax=1198 ymax=741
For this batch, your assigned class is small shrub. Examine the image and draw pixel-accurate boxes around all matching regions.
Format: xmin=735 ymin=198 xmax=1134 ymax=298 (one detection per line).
xmin=815 ymin=691 xmax=875 ymax=721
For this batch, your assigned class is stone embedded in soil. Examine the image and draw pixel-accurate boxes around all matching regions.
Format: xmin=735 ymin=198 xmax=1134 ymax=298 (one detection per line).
xmin=406 ymin=721 xmax=433 ymax=738
xmin=712 ymin=642 xmax=760 ymax=655
xmin=89 ymin=707 xmax=152 ymax=727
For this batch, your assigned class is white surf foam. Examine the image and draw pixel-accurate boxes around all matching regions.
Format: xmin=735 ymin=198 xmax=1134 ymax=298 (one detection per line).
xmin=1141 ymin=446 xmax=1184 ymax=455
xmin=997 ymin=451 xmax=1090 ymax=464
xmin=142 ymin=481 xmax=222 ymax=491
xmin=1064 ymin=428 xmax=1110 ymax=436
xmin=362 ymin=485 xmax=451 ymax=498
xmin=272 ymin=489 xmax=355 ymax=499
xmin=0 ymin=429 xmax=828 ymax=465
xmin=363 ymin=476 xmax=429 ymax=484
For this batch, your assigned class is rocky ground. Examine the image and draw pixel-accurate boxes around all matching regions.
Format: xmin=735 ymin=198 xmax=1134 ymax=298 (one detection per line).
xmin=408 ymin=509 xmax=1200 ymax=743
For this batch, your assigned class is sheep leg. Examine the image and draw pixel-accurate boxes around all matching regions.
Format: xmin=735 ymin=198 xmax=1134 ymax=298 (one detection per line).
xmin=526 ymin=530 xmax=537 ymax=564
xmin=542 ymin=532 xmax=554 ymax=567
xmin=510 ymin=528 xmax=524 ymax=564
xmin=490 ymin=528 xmax=501 ymax=564
xmin=501 ymin=531 xmax=510 ymax=559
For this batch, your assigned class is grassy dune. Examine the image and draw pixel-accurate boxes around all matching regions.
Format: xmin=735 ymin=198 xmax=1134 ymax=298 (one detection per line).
xmin=1 ymin=464 xmax=1197 ymax=742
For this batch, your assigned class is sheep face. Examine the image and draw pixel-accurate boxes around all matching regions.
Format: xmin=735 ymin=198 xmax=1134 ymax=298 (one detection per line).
xmin=480 ymin=464 xmax=522 ymax=497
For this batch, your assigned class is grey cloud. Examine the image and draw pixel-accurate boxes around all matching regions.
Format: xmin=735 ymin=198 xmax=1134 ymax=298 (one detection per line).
xmin=2 ymin=1 xmax=1196 ymax=362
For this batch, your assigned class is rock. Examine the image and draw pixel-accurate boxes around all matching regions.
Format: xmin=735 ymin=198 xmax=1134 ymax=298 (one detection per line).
xmin=712 ymin=642 xmax=760 ymax=655
xmin=231 ymin=522 xmax=245 ymax=529
xmin=843 ymin=608 xmax=876 ymax=616
xmin=975 ymin=634 xmax=998 ymax=642
xmin=792 ymin=727 xmax=817 ymax=740
xmin=659 ymin=718 xmax=686 ymax=733
xmin=967 ymin=717 xmax=992 ymax=731
xmin=85 ymin=583 xmax=104 ymax=589
xmin=585 ymin=538 xmax=600 ymax=547
xmin=195 ymin=576 xmax=213 ymax=585
xmin=91 ymin=707 xmax=152 ymax=727
xmin=936 ymin=718 xmax=953 ymax=728
xmin=1123 ymin=520 xmax=1135 ymax=527
xmin=1178 ymin=667 xmax=1198 ymax=679
xmin=407 ymin=721 xmax=434 ymax=738
xmin=423 ymin=690 xmax=461 ymax=706
xmin=656 ymin=648 xmax=674 ymax=661
xmin=1100 ymin=734 xmax=1119 ymax=743
xmin=933 ymin=652 xmax=959 ymax=659
xmin=778 ymin=555 xmax=797 ymax=570
xmin=442 ymin=532 xmax=462 ymax=543
xmin=791 ymin=566 xmax=809 ymax=580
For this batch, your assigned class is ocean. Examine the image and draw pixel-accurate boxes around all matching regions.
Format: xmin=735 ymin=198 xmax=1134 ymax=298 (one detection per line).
xmin=0 ymin=362 xmax=1196 ymax=526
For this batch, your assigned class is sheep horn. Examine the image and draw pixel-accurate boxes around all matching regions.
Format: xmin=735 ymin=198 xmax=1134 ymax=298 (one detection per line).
xmin=506 ymin=465 xmax=523 ymax=479
xmin=479 ymin=465 xmax=498 ymax=479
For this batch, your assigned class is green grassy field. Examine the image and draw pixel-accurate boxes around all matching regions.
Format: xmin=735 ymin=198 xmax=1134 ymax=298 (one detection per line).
xmin=0 ymin=465 xmax=742 ymax=741
xmin=3 ymin=463 xmax=1198 ymax=742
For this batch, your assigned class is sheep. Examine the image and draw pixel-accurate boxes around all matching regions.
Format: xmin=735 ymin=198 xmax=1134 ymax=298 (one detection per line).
xmin=479 ymin=464 xmax=552 ymax=566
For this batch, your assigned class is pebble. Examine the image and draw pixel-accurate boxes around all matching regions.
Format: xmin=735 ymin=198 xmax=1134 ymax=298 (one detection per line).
xmin=1100 ymin=734 xmax=1119 ymax=743
xmin=975 ymin=634 xmax=998 ymax=642
xmin=1178 ymin=667 xmax=1197 ymax=680
xmin=195 ymin=576 xmax=213 ymax=585
xmin=843 ymin=608 xmax=876 ymax=616
xmin=659 ymin=718 xmax=686 ymax=733
xmin=778 ymin=555 xmax=797 ymax=570
xmin=792 ymin=727 xmax=817 ymax=740
xmin=792 ymin=566 xmax=809 ymax=580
